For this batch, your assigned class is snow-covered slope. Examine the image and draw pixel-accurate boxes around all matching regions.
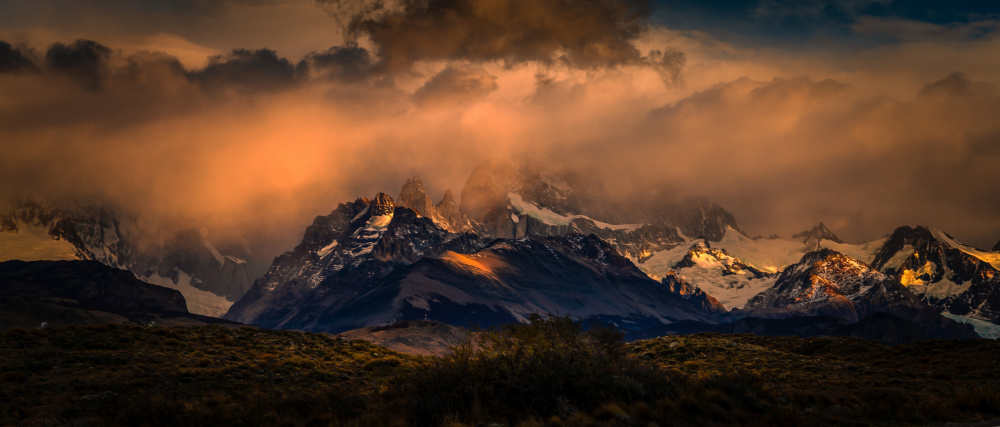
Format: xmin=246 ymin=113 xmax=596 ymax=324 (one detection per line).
xmin=634 ymin=225 xmax=883 ymax=310
xmin=637 ymin=240 xmax=775 ymax=310
xmin=714 ymin=226 xmax=885 ymax=274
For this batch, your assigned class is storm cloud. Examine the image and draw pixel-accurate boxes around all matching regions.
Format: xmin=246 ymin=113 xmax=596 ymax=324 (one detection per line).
xmin=323 ymin=0 xmax=654 ymax=71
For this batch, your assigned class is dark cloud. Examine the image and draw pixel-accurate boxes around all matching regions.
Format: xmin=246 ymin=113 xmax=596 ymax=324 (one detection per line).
xmin=45 ymin=40 xmax=112 ymax=91
xmin=645 ymin=48 xmax=686 ymax=86
xmin=325 ymin=0 xmax=652 ymax=71
xmin=753 ymin=0 xmax=892 ymax=20
xmin=412 ymin=66 xmax=498 ymax=107
xmin=852 ymin=17 xmax=1000 ymax=42
xmin=918 ymin=72 xmax=992 ymax=98
xmin=189 ymin=48 xmax=297 ymax=92
xmin=614 ymin=74 xmax=1000 ymax=246
xmin=304 ymin=45 xmax=373 ymax=82
xmin=0 ymin=41 xmax=38 ymax=73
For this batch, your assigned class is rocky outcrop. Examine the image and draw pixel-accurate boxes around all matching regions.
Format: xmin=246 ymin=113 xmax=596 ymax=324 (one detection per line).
xmin=741 ymin=249 xmax=976 ymax=339
xmin=397 ymin=177 xmax=479 ymax=234
xmin=869 ymin=226 xmax=1000 ymax=325
xmin=661 ymin=271 xmax=727 ymax=314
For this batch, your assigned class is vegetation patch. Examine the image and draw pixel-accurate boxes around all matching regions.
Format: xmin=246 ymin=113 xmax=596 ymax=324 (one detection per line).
xmin=1 ymin=318 xmax=999 ymax=426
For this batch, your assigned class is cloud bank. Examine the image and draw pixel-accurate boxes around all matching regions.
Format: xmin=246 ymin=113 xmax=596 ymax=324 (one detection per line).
xmin=1 ymin=1 xmax=999 ymax=254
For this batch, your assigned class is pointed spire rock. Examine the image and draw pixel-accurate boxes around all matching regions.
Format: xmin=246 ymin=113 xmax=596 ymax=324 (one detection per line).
xmin=992 ymin=238 xmax=1000 ymax=252
xmin=397 ymin=176 xmax=436 ymax=217
xmin=437 ymin=189 xmax=456 ymax=209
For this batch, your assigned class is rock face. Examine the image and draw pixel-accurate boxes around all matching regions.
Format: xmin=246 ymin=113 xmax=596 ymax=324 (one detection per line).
xmin=0 ymin=199 xmax=265 ymax=315
xmin=224 ymin=192 xmax=489 ymax=329
xmin=661 ymin=271 xmax=727 ymax=314
xmin=741 ymin=249 xmax=976 ymax=339
xmin=869 ymin=226 xmax=1000 ymax=325
xmin=397 ymin=177 xmax=480 ymax=234
xmin=397 ymin=177 xmax=436 ymax=218
xmin=225 ymin=192 xmax=725 ymax=333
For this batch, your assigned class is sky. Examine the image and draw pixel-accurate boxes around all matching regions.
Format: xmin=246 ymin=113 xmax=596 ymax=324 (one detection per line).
xmin=1 ymin=0 xmax=999 ymax=251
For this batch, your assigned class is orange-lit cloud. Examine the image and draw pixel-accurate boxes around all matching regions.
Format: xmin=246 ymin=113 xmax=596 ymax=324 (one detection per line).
xmin=1 ymin=2 xmax=1000 ymax=256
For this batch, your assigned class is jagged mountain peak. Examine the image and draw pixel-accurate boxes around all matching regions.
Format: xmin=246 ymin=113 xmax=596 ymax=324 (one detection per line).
xmin=866 ymin=224 xmax=1000 ymax=325
xmin=369 ymin=193 xmax=396 ymax=216
xmin=397 ymin=176 xmax=435 ymax=217
xmin=437 ymin=189 xmax=456 ymax=208
xmin=742 ymin=248 xmax=977 ymax=339
xmin=870 ymin=225 xmax=950 ymax=272
xmin=993 ymin=239 xmax=1000 ymax=252
xmin=792 ymin=222 xmax=844 ymax=244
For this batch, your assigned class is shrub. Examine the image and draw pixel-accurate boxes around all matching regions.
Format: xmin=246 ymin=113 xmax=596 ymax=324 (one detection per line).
xmin=392 ymin=314 xmax=675 ymax=426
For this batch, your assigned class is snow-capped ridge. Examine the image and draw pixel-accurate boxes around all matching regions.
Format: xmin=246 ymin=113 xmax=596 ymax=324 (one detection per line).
xmin=741 ymin=248 xmax=976 ymax=339
xmin=868 ymin=225 xmax=1000 ymax=325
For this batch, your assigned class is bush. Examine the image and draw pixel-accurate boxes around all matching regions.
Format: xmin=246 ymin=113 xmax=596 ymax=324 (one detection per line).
xmin=392 ymin=314 xmax=675 ymax=426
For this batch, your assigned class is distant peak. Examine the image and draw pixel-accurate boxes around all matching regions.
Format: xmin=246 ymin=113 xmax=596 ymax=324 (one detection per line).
xmin=992 ymin=239 xmax=1000 ymax=253
xmin=403 ymin=176 xmax=424 ymax=187
xmin=398 ymin=177 xmax=434 ymax=216
xmin=792 ymin=222 xmax=844 ymax=244
xmin=437 ymin=189 xmax=456 ymax=207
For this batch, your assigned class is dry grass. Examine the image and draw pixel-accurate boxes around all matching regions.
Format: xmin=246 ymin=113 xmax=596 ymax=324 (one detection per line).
xmin=1 ymin=321 xmax=999 ymax=426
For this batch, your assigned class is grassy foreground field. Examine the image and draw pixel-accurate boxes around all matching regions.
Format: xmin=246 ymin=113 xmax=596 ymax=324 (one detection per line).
xmin=2 ymin=317 xmax=999 ymax=426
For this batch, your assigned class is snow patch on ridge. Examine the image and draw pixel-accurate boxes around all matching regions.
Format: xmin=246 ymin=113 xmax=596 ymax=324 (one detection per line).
xmin=317 ymin=240 xmax=339 ymax=257
xmin=931 ymin=228 xmax=1000 ymax=270
xmin=145 ymin=271 xmax=233 ymax=317
xmin=882 ymin=244 xmax=916 ymax=271
xmin=202 ymin=239 xmax=225 ymax=267
xmin=638 ymin=244 xmax=691 ymax=280
xmin=507 ymin=193 xmax=644 ymax=231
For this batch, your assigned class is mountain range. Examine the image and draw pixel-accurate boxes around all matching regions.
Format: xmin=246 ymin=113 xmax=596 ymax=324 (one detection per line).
xmin=3 ymin=165 xmax=999 ymax=343
xmin=0 ymin=199 xmax=265 ymax=316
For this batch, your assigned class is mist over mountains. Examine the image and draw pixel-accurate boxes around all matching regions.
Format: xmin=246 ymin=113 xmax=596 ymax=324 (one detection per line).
xmin=3 ymin=0 xmax=1000 ymax=349
xmin=8 ymin=161 xmax=997 ymax=346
